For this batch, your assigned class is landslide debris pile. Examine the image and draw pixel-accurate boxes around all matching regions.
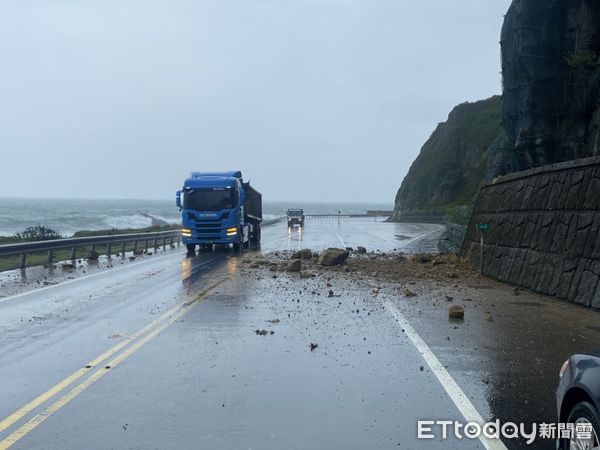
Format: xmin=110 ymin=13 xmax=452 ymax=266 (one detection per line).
xmin=494 ymin=0 xmax=600 ymax=174
xmin=390 ymin=96 xmax=503 ymax=223
xmin=240 ymin=248 xmax=476 ymax=285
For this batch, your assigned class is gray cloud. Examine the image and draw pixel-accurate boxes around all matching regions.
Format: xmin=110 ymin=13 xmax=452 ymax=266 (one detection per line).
xmin=0 ymin=0 xmax=512 ymax=202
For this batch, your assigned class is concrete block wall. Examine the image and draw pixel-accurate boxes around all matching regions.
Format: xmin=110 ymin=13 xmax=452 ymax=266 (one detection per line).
xmin=462 ymin=156 xmax=600 ymax=309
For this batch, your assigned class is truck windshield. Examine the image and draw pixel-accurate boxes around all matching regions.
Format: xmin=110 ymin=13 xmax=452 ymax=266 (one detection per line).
xmin=183 ymin=188 xmax=237 ymax=211
xmin=288 ymin=210 xmax=303 ymax=216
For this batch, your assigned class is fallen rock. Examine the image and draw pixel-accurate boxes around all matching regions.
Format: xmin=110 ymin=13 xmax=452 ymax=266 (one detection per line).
xmin=292 ymin=248 xmax=313 ymax=260
xmin=318 ymin=248 xmax=350 ymax=266
xmin=286 ymin=260 xmax=302 ymax=272
xmin=412 ymin=254 xmax=433 ymax=264
xmin=300 ymin=272 xmax=316 ymax=278
xmin=255 ymin=329 xmax=269 ymax=335
xmin=310 ymin=342 xmax=318 ymax=351
xmin=61 ymin=263 xmax=75 ymax=270
xmin=448 ymin=304 xmax=465 ymax=319
xmin=403 ymin=289 xmax=417 ymax=297
xmin=356 ymin=246 xmax=367 ymax=254
xmin=300 ymin=248 xmax=313 ymax=259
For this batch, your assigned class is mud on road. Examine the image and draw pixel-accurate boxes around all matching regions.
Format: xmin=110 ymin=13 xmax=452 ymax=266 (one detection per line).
xmin=241 ymin=248 xmax=600 ymax=449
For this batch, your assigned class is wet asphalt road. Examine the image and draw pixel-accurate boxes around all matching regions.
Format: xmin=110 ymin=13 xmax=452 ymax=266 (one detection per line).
xmin=0 ymin=218 xmax=597 ymax=449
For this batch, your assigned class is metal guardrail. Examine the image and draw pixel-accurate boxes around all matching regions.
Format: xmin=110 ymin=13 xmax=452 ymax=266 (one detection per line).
xmin=0 ymin=230 xmax=182 ymax=269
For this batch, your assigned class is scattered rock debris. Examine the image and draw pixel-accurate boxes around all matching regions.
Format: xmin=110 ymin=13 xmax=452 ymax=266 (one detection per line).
xmin=255 ymin=329 xmax=275 ymax=335
xmin=448 ymin=304 xmax=465 ymax=319
xmin=310 ymin=342 xmax=318 ymax=351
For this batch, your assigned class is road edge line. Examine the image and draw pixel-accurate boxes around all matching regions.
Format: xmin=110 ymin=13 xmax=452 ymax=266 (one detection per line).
xmin=379 ymin=295 xmax=508 ymax=450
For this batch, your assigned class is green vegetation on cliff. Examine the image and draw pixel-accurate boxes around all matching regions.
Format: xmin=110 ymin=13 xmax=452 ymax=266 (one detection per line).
xmin=391 ymin=96 xmax=503 ymax=223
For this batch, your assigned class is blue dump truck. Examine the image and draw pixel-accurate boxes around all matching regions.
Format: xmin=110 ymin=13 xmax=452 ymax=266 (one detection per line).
xmin=176 ymin=171 xmax=262 ymax=252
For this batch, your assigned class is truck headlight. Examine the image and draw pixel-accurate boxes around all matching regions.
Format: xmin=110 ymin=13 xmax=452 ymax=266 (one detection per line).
xmin=182 ymin=228 xmax=192 ymax=237
xmin=226 ymin=227 xmax=238 ymax=236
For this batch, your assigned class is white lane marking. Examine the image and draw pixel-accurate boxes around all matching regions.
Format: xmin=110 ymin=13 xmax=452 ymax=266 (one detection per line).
xmin=0 ymin=250 xmax=185 ymax=305
xmin=396 ymin=225 xmax=445 ymax=249
xmin=379 ymin=296 xmax=507 ymax=450
xmin=350 ymin=224 xmax=444 ymax=249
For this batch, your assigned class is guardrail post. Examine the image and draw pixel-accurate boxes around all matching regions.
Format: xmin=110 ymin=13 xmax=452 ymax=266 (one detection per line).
xmin=133 ymin=240 xmax=138 ymax=254
xmin=144 ymin=240 xmax=148 ymax=253
xmin=153 ymin=238 xmax=158 ymax=250
xmin=107 ymin=243 xmax=112 ymax=258
xmin=19 ymin=253 xmax=26 ymax=269
xmin=162 ymin=237 xmax=166 ymax=251
xmin=177 ymin=236 xmax=181 ymax=247
xmin=47 ymin=250 xmax=54 ymax=264
xmin=121 ymin=241 xmax=126 ymax=256
xmin=71 ymin=247 xmax=76 ymax=262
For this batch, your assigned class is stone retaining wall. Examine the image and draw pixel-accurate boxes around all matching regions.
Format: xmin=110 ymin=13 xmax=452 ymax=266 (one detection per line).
xmin=462 ymin=156 xmax=600 ymax=309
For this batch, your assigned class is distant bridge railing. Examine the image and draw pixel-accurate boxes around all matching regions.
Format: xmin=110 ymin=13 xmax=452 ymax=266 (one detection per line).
xmin=304 ymin=211 xmax=393 ymax=219
xmin=0 ymin=230 xmax=182 ymax=269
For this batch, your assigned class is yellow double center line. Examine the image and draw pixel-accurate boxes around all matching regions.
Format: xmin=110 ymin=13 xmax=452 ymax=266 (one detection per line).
xmin=0 ymin=277 xmax=227 ymax=449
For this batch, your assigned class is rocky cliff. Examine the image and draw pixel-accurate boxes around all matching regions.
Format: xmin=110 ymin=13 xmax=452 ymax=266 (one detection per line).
xmin=390 ymin=96 xmax=503 ymax=223
xmin=494 ymin=0 xmax=600 ymax=174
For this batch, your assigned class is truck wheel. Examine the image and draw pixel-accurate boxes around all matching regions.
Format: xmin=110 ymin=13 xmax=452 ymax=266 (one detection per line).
xmin=186 ymin=244 xmax=196 ymax=254
xmin=250 ymin=223 xmax=261 ymax=244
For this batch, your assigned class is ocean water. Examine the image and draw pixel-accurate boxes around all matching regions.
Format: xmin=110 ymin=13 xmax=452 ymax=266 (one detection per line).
xmin=0 ymin=198 xmax=393 ymax=237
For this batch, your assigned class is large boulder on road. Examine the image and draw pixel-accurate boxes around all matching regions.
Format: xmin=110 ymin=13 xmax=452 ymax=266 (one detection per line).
xmin=286 ymin=260 xmax=302 ymax=272
xmin=318 ymin=248 xmax=350 ymax=266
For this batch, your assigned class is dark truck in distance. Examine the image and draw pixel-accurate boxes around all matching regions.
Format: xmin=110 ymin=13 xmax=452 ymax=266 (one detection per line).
xmin=287 ymin=209 xmax=305 ymax=228
xmin=176 ymin=171 xmax=262 ymax=252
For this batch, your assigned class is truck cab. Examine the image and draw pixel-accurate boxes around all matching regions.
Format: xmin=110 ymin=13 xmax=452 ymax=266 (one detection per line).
xmin=287 ymin=209 xmax=305 ymax=229
xmin=176 ymin=171 xmax=262 ymax=253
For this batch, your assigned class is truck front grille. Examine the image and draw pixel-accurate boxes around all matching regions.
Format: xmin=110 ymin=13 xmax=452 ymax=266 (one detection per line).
xmin=195 ymin=221 xmax=222 ymax=237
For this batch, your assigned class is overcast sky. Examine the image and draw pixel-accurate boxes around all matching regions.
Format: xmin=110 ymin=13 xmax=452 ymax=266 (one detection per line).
xmin=0 ymin=0 xmax=511 ymax=202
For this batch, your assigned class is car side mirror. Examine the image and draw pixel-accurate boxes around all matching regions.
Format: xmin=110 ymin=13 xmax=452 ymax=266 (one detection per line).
xmin=176 ymin=190 xmax=182 ymax=209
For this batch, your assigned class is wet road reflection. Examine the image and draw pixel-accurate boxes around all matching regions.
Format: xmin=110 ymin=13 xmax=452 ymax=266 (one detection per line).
xmin=180 ymin=252 xmax=230 ymax=293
